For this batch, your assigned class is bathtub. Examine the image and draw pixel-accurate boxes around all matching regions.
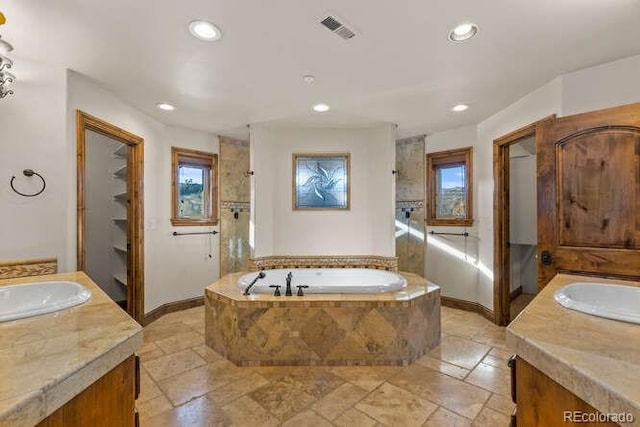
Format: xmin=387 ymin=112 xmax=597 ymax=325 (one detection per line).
xmin=238 ymin=268 xmax=407 ymax=294
xmin=207 ymin=270 xmax=440 ymax=366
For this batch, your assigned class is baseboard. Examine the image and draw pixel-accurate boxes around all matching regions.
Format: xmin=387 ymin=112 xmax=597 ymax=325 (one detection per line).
xmin=144 ymin=296 xmax=204 ymax=326
xmin=510 ymin=286 xmax=523 ymax=301
xmin=441 ymin=296 xmax=495 ymax=323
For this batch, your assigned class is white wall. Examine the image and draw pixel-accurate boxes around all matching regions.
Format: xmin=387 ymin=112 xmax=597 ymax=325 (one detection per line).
xmin=67 ymin=71 xmax=220 ymax=312
xmin=147 ymin=125 xmax=220 ymax=310
xmin=0 ymin=66 xmax=220 ymax=314
xmin=250 ymin=125 xmax=396 ymax=257
xmin=428 ymin=53 xmax=640 ymax=311
xmin=509 ymin=154 xmax=536 ymax=245
xmin=0 ymin=58 xmax=67 ymax=265
xmin=562 ymin=55 xmax=640 ymax=116
xmin=424 ymin=126 xmax=480 ymax=302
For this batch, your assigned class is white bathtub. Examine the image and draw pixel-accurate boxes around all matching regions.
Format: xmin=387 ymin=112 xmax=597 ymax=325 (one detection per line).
xmin=238 ymin=268 xmax=407 ymax=294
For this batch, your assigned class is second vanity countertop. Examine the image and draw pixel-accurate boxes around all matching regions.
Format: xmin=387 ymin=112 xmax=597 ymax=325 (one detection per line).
xmin=0 ymin=272 xmax=143 ymax=426
xmin=507 ymin=273 xmax=640 ymax=424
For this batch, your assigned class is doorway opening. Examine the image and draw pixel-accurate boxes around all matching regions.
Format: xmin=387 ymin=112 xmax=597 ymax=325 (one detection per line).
xmin=493 ymin=116 xmax=554 ymax=326
xmin=76 ymin=111 xmax=144 ymax=324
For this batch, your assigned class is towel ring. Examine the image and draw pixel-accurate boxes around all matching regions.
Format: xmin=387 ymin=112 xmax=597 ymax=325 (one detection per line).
xmin=10 ymin=169 xmax=46 ymax=197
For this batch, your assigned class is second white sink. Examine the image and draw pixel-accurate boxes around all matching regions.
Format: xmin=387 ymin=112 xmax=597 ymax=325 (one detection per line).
xmin=0 ymin=281 xmax=92 ymax=322
xmin=554 ymin=282 xmax=640 ymax=324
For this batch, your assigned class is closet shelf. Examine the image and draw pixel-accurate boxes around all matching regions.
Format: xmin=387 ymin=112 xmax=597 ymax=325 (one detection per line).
xmin=113 ymin=192 xmax=128 ymax=201
xmin=113 ymin=144 xmax=127 ymax=158
xmin=113 ymin=165 xmax=128 ymax=178
xmin=113 ymin=275 xmax=127 ymax=287
xmin=113 ymin=245 xmax=128 ymax=254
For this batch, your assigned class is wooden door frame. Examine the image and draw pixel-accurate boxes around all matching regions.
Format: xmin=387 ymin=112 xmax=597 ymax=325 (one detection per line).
xmin=492 ymin=115 xmax=555 ymax=326
xmin=77 ymin=111 xmax=144 ymax=324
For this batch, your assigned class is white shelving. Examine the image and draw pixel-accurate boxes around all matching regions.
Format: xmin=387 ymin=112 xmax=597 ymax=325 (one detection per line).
xmin=113 ymin=244 xmax=128 ymax=254
xmin=113 ymin=144 xmax=127 ymax=158
xmin=113 ymin=274 xmax=127 ymax=287
xmin=112 ymin=143 xmax=129 ymax=304
xmin=113 ymin=165 xmax=127 ymax=178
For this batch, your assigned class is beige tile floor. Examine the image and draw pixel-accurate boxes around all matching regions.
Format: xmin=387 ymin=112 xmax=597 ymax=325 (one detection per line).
xmin=138 ymin=306 xmax=514 ymax=427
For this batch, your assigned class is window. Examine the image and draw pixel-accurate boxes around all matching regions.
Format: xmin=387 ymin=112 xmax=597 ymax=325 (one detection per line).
xmin=171 ymin=147 xmax=218 ymax=226
xmin=426 ymin=146 xmax=473 ymax=226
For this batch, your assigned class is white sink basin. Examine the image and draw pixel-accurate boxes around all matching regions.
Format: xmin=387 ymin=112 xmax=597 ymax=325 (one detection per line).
xmin=554 ymin=282 xmax=640 ymax=324
xmin=0 ymin=281 xmax=92 ymax=322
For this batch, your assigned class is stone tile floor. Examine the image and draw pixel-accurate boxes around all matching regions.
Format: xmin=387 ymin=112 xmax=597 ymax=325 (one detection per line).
xmin=138 ymin=306 xmax=514 ymax=426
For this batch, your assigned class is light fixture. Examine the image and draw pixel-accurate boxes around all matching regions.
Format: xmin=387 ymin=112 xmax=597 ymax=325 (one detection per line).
xmin=303 ymin=75 xmax=315 ymax=83
xmin=313 ymin=103 xmax=330 ymax=112
xmin=156 ymin=102 xmax=175 ymax=111
xmin=188 ymin=20 xmax=222 ymax=41
xmin=451 ymin=104 xmax=469 ymax=112
xmin=0 ymin=35 xmax=15 ymax=99
xmin=448 ymin=23 xmax=478 ymax=42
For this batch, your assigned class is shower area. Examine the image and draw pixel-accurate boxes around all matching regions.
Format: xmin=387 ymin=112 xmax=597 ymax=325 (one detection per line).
xmin=219 ymin=137 xmax=251 ymax=275
xmin=395 ymin=135 xmax=426 ymax=275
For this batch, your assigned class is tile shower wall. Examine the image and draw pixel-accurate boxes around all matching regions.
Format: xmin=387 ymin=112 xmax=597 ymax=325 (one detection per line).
xmin=219 ymin=137 xmax=250 ymax=276
xmin=395 ymin=136 xmax=426 ymax=276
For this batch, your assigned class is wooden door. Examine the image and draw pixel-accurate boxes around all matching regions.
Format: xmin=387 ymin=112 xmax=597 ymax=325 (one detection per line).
xmin=537 ymin=102 xmax=640 ymax=288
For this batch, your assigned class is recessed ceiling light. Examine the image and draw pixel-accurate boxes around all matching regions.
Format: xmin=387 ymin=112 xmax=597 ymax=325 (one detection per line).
xmin=451 ymin=104 xmax=469 ymax=112
xmin=188 ymin=20 xmax=222 ymax=41
xmin=156 ymin=102 xmax=175 ymax=111
xmin=303 ymin=75 xmax=315 ymax=83
xmin=448 ymin=23 xmax=478 ymax=42
xmin=313 ymin=103 xmax=330 ymax=112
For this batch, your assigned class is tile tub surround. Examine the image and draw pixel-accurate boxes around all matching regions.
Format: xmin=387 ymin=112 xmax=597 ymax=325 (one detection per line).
xmin=507 ymin=274 xmax=640 ymax=425
xmin=0 ymin=257 xmax=57 ymax=279
xmin=205 ymin=272 xmax=440 ymax=366
xmin=249 ymin=255 xmax=398 ymax=271
xmin=0 ymin=272 xmax=143 ymax=426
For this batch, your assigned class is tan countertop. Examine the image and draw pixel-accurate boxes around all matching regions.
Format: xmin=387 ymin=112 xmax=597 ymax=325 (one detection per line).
xmin=0 ymin=272 xmax=143 ymax=426
xmin=507 ymin=273 xmax=640 ymax=425
xmin=206 ymin=271 xmax=438 ymax=306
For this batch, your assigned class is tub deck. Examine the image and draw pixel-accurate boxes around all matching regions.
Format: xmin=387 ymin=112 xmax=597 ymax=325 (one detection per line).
xmin=205 ymin=272 xmax=441 ymax=366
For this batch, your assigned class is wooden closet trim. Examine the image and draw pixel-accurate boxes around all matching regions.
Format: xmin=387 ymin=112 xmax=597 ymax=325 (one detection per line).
xmin=76 ymin=111 xmax=145 ymax=324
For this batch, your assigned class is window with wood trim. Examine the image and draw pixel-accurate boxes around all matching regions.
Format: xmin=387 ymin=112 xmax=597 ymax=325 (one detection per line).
xmin=426 ymin=146 xmax=473 ymax=226
xmin=171 ymin=147 xmax=218 ymax=226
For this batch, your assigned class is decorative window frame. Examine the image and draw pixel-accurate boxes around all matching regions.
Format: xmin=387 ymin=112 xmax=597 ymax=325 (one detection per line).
xmin=426 ymin=146 xmax=473 ymax=226
xmin=171 ymin=147 xmax=218 ymax=226
xmin=292 ymin=152 xmax=351 ymax=211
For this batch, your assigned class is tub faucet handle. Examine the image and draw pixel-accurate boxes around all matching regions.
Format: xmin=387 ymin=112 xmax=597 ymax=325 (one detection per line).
xmin=296 ymin=285 xmax=309 ymax=296
xmin=269 ymin=285 xmax=281 ymax=297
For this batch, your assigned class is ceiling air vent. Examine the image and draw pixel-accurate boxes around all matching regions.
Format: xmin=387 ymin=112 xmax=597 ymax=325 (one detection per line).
xmin=320 ymin=15 xmax=356 ymax=40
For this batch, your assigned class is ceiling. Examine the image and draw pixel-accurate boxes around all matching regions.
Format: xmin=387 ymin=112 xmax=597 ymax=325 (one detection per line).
xmin=4 ymin=0 xmax=640 ymax=138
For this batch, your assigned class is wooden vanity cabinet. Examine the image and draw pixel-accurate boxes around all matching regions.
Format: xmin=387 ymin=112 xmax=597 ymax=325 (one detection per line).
xmin=37 ymin=355 xmax=139 ymax=427
xmin=513 ymin=356 xmax=617 ymax=427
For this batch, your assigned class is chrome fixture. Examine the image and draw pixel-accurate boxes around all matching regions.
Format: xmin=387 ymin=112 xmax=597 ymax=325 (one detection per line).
xmin=0 ymin=35 xmax=15 ymax=99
